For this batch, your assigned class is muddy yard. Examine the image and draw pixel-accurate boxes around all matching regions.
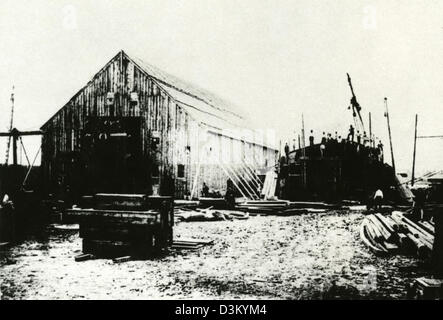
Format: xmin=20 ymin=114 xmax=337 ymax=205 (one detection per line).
xmin=0 ymin=211 xmax=426 ymax=299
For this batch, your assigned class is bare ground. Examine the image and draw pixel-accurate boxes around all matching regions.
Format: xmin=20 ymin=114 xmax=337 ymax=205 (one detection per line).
xmin=0 ymin=211 xmax=427 ymax=300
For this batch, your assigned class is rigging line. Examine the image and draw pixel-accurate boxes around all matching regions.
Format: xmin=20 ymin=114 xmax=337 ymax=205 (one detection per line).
xmin=396 ymin=170 xmax=443 ymax=187
xmin=417 ymin=135 xmax=443 ymax=139
xmin=22 ymin=146 xmax=41 ymax=189
xmin=19 ymin=136 xmax=31 ymax=167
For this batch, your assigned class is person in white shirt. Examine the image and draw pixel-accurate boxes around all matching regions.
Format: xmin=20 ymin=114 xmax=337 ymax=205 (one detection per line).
xmin=374 ymin=189 xmax=383 ymax=210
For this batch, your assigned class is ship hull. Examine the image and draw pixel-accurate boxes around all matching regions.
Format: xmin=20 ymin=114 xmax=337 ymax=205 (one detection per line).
xmin=277 ymin=141 xmax=399 ymax=203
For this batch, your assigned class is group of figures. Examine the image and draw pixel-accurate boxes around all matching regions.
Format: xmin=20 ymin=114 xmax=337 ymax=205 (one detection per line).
xmin=284 ymin=125 xmax=384 ymax=164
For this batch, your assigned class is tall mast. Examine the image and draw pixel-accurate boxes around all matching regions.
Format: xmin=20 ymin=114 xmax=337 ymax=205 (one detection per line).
xmin=301 ymin=114 xmax=306 ymax=149
xmin=369 ymin=112 xmax=372 ymax=147
xmin=347 ymin=73 xmax=365 ymax=133
xmin=4 ymin=86 xmax=15 ymax=165
xmin=411 ymin=114 xmax=418 ymax=186
xmin=384 ymin=97 xmax=396 ymax=174
xmin=301 ymin=114 xmax=307 ymax=188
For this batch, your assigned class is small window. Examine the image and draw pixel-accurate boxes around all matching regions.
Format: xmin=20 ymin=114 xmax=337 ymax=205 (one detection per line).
xmin=177 ymin=164 xmax=185 ymax=178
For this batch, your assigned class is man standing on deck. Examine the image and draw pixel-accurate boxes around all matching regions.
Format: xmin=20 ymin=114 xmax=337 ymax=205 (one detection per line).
xmin=356 ymin=131 xmax=361 ymax=145
xmin=284 ymin=142 xmax=290 ymax=161
xmin=363 ymin=132 xmax=369 ymax=146
xmin=377 ymin=140 xmax=384 ymax=162
xmin=309 ymin=130 xmax=314 ymax=146
xmin=321 ymin=132 xmax=327 ymax=144
xmin=347 ymin=125 xmax=355 ymax=142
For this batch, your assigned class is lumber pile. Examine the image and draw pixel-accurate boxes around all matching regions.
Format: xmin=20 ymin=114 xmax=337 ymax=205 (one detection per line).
xmin=360 ymin=211 xmax=435 ymax=259
xmin=174 ymin=199 xmax=199 ymax=210
xmin=171 ymin=238 xmax=214 ymax=250
xmin=409 ymin=277 xmax=443 ymax=299
xmin=66 ymin=194 xmax=173 ymax=259
xmin=198 ymin=197 xmax=227 ymax=209
xmin=236 ymin=200 xmax=290 ymax=215
xmin=174 ymin=207 xmax=249 ymax=222
xmin=236 ymin=200 xmax=338 ymax=215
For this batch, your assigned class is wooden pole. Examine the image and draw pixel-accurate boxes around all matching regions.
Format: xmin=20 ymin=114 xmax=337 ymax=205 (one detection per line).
xmin=384 ymin=98 xmax=396 ymax=174
xmin=412 ymin=114 xmax=418 ymax=186
xmin=12 ymin=132 xmax=18 ymax=166
xmin=4 ymin=86 xmax=15 ymax=165
xmin=301 ymin=114 xmax=306 ymax=149
xmin=301 ymin=114 xmax=307 ymax=188
xmin=369 ymin=112 xmax=372 ymax=147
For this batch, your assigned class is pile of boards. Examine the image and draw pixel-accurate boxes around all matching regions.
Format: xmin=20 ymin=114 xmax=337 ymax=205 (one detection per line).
xmin=171 ymin=238 xmax=214 ymax=250
xmin=409 ymin=277 xmax=443 ymax=299
xmin=174 ymin=197 xmax=352 ymax=223
xmin=360 ymin=211 xmax=435 ymax=258
xmin=175 ymin=207 xmax=249 ymax=222
xmin=236 ymin=200 xmax=338 ymax=216
xmin=174 ymin=200 xmax=199 ymax=210
xmin=66 ymin=194 xmax=174 ymax=259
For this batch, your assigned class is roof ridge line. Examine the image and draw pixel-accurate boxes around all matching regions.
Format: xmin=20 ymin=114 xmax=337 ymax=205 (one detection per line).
xmin=122 ymin=51 xmax=245 ymax=120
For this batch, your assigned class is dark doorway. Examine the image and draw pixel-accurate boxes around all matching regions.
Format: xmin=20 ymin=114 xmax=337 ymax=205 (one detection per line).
xmin=82 ymin=117 xmax=147 ymax=194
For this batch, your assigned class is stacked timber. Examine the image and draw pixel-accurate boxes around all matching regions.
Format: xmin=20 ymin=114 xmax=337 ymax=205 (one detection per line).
xmin=174 ymin=199 xmax=199 ymax=210
xmin=360 ymin=211 xmax=434 ymax=259
xmin=174 ymin=207 xmax=249 ymax=222
xmin=236 ymin=200 xmax=290 ymax=215
xmin=171 ymin=238 xmax=215 ymax=250
xmin=66 ymin=194 xmax=173 ymax=259
xmin=409 ymin=277 xmax=443 ymax=299
xmin=236 ymin=200 xmax=338 ymax=215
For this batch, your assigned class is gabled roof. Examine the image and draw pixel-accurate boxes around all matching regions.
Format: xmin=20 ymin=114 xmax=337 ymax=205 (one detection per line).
xmin=42 ymin=50 xmax=276 ymax=149
xmin=125 ymin=51 xmax=250 ymax=130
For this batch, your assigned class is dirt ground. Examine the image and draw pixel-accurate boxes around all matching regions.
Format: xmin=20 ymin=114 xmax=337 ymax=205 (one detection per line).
xmin=0 ymin=210 xmax=427 ymax=300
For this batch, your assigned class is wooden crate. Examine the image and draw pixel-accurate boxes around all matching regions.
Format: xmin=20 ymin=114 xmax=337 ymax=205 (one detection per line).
xmin=66 ymin=195 xmax=173 ymax=259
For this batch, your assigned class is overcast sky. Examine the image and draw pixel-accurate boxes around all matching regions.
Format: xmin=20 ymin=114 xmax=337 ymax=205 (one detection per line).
xmin=0 ymin=0 xmax=442 ymax=176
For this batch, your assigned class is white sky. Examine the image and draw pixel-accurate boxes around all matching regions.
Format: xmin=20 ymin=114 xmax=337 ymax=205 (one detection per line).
xmin=0 ymin=0 xmax=442 ymax=176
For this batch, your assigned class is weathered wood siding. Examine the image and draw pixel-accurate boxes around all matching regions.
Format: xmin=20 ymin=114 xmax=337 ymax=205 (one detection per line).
xmin=41 ymin=51 xmax=277 ymax=199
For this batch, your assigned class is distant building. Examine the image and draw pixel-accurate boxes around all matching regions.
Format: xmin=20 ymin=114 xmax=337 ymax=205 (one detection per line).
xmin=40 ymin=50 xmax=277 ymax=200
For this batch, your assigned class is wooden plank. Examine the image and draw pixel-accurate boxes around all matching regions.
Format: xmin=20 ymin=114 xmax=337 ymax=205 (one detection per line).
xmin=74 ymin=253 xmax=94 ymax=262
xmin=112 ymin=256 xmax=131 ymax=263
xmin=94 ymin=193 xmax=148 ymax=210
xmin=66 ymin=208 xmax=159 ymax=225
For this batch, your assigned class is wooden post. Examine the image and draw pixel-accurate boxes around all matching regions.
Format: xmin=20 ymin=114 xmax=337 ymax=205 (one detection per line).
xmin=412 ymin=114 xmax=418 ymax=186
xmin=369 ymin=112 xmax=372 ymax=147
xmin=12 ymin=130 xmax=18 ymax=166
xmin=384 ymin=98 xmax=396 ymax=174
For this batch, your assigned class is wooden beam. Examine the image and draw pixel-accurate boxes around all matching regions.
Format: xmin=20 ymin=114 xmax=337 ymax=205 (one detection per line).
xmin=412 ymin=114 xmax=418 ymax=186
xmin=384 ymin=98 xmax=396 ymax=174
xmin=218 ymin=162 xmax=247 ymax=199
xmin=0 ymin=130 xmax=42 ymax=137
xmin=417 ymin=135 xmax=443 ymax=139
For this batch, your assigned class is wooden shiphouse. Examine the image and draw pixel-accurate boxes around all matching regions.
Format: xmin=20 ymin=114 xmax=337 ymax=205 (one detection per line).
xmin=41 ymin=50 xmax=277 ymax=201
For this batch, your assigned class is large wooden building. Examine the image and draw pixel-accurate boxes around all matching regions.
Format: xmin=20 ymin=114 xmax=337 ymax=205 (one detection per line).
xmin=41 ymin=50 xmax=277 ymax=201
